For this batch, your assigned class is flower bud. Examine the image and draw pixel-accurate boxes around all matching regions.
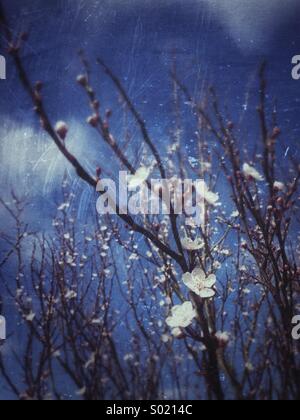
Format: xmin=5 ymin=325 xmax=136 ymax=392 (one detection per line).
xmin=276 ymin=197 xmax=284 ymax=207
xmin=215 ymin=331 xmax=230 ymax=348
xmin=35 ymin=81 xmax=43 ymax=92
xmin=34 ymin=91 xmax=42 ymax=103
xmin=40 ymin=118 xmax=47 ymax=130
xmin=76 ymin=74 xmax=88 ymax=87
xmin=20 ymin=32 xmax=29 ymax=42
xmin=92 ymin=100 xmax=100 ymax=111
xmin=154 ymin=224 xmax=160 ymax=232
xmin=87 ymin=114 xmax=99 ymax=127
xmin=7 ymin=43 xmax=19 ymax=54
xmin=96 ymin=167 xmax=102 ymax=178
xmin=55 ymin=121 xmax=69 ymax=140
xmin=172 ymin=328 xmax=185 ymax=339
xmin=273 ymin=181 xmax=285 ymax=192
xmin=105 ymin=109 xmax=112 ymax=119
xmin=272 ymin=127 xmax=281 ymax=138
xmin=274 ymin=208 xmax=282 ymax=220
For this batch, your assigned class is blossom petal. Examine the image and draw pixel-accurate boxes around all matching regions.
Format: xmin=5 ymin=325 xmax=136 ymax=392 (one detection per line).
xmin=171 ymin=328 xmax=183 ymax=338
xmin=166 ymin=315 xmax=177 ymax=328
xmin=166 ymin=302 xmax=196 ymax=328
xmin=243 ymin=163 xmax=264 ymax=182
xmin=128 ymin=167 xmax=150 ymax=189
xmin=200 ymin=182 xmax=220 ymax=206
xmin=181 ymin=236 xmax=204 ymax=251
xmin=199 ymin=288 xmax=216 ymax=298
xmin=182 ymin=273 xmax=201 ymax=296
xmin=192 ymin=267 xmax=206 ymax=281
xmin=204 ymin=274 xmax=217 ymax=288
xmin=274 ymin=181 xmax=285 ymax=191
xmin=182 ymin=272 xmax=194 ymax=287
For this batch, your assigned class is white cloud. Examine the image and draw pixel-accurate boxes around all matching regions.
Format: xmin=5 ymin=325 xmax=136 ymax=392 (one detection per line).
xmin=73 ymin=0 xmax=300 ymax=51
xmin=0 ymin=119 xmax=96 ymax=197
xmin=201 ymin=0 xmax=300 ymax=49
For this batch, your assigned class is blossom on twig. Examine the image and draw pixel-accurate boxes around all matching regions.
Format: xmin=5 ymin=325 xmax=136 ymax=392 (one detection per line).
xmin=201 ymin=182 xmax=220 ymax=206
xmin=55 ymin=121 xmax=69 ymax=141
xmin=181 ymin=232 xmax=204 ymax=251
xmin=183 ymin=267 xmax=217 ymax=298
xmin=242 ymin=163 xmax=264 ymax=182
xmin=166 ymin=301 xmax=196 ymax=329
xmin=274 ymin=181 xmax=285 ymax=191
xmin=128 ymin=166 xmax=151 ymax=189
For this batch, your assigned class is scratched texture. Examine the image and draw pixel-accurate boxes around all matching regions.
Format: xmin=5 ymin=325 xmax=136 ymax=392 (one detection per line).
xmin=0 ymin=0 xmax=300 ymax=400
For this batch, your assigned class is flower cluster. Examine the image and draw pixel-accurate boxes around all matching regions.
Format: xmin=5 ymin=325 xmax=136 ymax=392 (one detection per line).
xmin=165 ymin=267 xmax=217 ymax=336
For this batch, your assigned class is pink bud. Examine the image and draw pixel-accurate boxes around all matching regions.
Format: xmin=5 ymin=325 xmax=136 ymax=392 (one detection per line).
xmin=105 ymin=109 xmax=112 ymax=119
xmin=87 ymin=114 xmax=99 ymax=127
xmin=76 ymin=74 xmax=88 ymax=86
xmin=35 ymin=81 xmax=43 ymax=92
xmin=96 ymin=167 xmax=102 ymax=178
xmin=215 ymin=332 xmax=230 ymax=348
xmin=7 ymin=43 xmax=19 ymax=54
xmin=272 ymin=127 xmax=281 ymax=138
xmin=40 ymin=118 xmax=47 ymax=130
xmin=276 ymin=197 xmax=284 ymax=207
xmin=55 ymin=121 xmax=69 ymax=140
xmin=92 ymin=100 xmax=100 ymax=111
xmin=20 ymin=32 xmax=29 ymax=42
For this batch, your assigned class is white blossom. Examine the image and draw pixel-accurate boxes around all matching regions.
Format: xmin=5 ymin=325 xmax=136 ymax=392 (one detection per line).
xmin=200 ymin=162 xmax=212 ymax=172
xmin=128 ymin=167 xmax=151 ymax=189
xmin=216 ymin=331 xmax=230 ymax=345
xmin=243 ymin=163 xmax=264 ymax=182
xmin=91 ymin=318 xmax=102 ymax=325
xmin=25 ymin=311 xmax=36 ymax=322
xmin=57 ymin=203 xmax=70 ymax=211
xmin=245 ymin=362 xmax=255 ymax=372
xmin=201 ymin=182 xmax=220 ymax=206
xmin=171 ymin=327 xmax=184 ymax=338
xmin=183 ymin=267 xmax=217 ymax=299
xmin=76 ymin=387 xmax=87 ymax=397
xmin=166 ymin=301 xmax=196 ymax=329
xmin=124 ymin=353 xmax=134 ymax=362
xmin=274 ymin=181 xmax=285 ymax=191
xmin=161 ymin=334 xmax=170 ymax=343
xmin=65 ymin=290 xmax=77 ymax=300
xmin=181 ymin=233 xmax=204 ymax=251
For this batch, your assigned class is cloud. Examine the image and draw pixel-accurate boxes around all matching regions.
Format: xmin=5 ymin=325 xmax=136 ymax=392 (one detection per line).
xmin=0 ymin=118 xmax=108 ymax=231
xmin=201 ymin=0 xmax=300 ymax=50
xmin=67 ymin=0 xmax=300 ymax=50
xmin=7 ymin=0 xmax=298 ymax=55
xmin=0 ymin=119 xmax=97 ymax=197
